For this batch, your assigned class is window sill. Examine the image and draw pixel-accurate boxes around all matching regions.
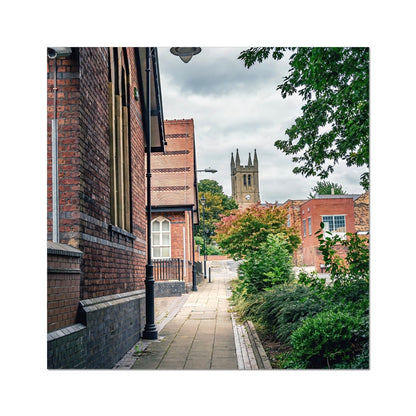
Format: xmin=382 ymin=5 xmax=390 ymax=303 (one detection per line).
xmin=108 ymin=224 xmax=136 ymax=240
xmin=324 ymin=231 xmax=346 ymax=240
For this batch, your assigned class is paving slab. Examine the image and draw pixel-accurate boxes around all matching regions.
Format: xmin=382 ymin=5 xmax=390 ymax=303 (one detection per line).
xmin=115 ymin=260 xmax=271 ymax=370
xmin=132 ymin=274 xmax=238 ymax=370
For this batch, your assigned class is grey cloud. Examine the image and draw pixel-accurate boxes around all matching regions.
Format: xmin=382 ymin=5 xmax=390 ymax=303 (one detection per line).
xmin=158 ymin=47 xmax=366 ymax=203
xmin=159 ymin=47 xmax=288 ymax=97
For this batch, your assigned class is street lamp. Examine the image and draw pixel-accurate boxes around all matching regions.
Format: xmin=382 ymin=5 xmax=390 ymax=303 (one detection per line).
xmin=143 ymin=47 xmax=201 ymax=339
xmin=170 ymin=47 xmax=201 ymax=63
xmin=142 ymin=47 xmax=158 ymax=340
xmin=197 ymin=168 xmax=217 ymax=173
xmin=200 ymin=195 xmax=207 ymax=280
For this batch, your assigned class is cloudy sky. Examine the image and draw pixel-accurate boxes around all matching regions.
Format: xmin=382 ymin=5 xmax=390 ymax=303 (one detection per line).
xmin=157 ymin=47 xmax=367 ymax=203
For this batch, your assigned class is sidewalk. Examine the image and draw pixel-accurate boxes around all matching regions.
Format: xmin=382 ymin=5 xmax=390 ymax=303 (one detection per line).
xmin=131 ymin=273 xmax=238 ymax=370
xmin=114 ymin=261 xmax=271 ymax=370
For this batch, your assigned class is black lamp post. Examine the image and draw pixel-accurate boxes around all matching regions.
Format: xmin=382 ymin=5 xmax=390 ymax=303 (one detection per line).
xmin=143 ymin=47 xmax=201 ymax=339
xmin=200 ymin=195 xmax=207 ymax=279
xmin=142 ymin=47 xmax=158 ymax=340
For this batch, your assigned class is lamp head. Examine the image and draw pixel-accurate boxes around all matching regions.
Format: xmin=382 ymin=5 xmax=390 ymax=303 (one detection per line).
xmin=170 ymin=47 xmax=201 ymax=63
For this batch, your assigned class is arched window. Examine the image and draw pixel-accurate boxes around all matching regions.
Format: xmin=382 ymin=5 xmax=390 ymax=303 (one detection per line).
xmin=248 ymin=174 xmax=251 ymax=186
xmin=243 ymin=174 xmax=247 ymax=186
xmin=108 ymin=47 xmax=131 ymax=231
xmin=151 ymin=217 xmax=171 ymax=258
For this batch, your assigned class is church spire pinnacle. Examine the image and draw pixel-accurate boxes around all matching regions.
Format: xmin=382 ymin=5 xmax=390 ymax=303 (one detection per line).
xmin=231 ymin=152 xmax=235 ymax=170
xmin=248 ymin=152 xmax=252 ymax=166
xmin=235 ymin=148 xmax=240 ymax=167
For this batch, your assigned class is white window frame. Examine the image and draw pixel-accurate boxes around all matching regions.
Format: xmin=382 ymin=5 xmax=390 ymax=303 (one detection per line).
xmin=302 ymin=219 xmax=306 ymax=237
xmin=308 ymin=216 xmax=312 ymax=235
xmin=151 ymin=217 xmax=171 ymax=259
xmin=321 ymin=214 xmax=346 ymax=237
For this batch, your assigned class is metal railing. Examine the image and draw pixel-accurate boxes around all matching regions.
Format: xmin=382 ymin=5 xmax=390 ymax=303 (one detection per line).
xmin=194 ymin=261 xmax=203 ymax=277
xmin=153 ymin=258 xmax=185 ymax=281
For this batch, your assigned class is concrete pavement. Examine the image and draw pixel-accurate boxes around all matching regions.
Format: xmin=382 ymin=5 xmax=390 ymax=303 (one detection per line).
xmin=114 ymin=260 xmax=271 ymax=370
xmin=131 ymin=271 xmax=238 ymax=369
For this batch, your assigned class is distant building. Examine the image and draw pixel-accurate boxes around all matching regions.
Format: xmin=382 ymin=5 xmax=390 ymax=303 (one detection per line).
xmin=280 ymin=199 xmax=307 ymax=266
xmin=353 ymin=191 xmax=369 ymax=235
xmin=231 ymin=149 xmax=260 ymax=209
xmin=282 ymin=193 xmax=368 ymax=272
xmin=150 ymin=119 xmax=200 ymax=292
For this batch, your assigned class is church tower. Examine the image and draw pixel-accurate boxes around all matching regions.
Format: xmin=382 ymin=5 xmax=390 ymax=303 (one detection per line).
xmin=231 ymin=149 xmax=260 ymax=209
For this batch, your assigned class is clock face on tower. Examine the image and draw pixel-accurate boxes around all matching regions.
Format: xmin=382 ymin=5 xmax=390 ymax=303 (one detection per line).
xmin=245 ymin=194 xmax=251 ymax=200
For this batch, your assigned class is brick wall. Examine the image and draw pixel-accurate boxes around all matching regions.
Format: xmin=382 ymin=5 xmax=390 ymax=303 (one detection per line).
xmin=281 ymin=200 xmax=306 ymax=266
xmin=300 ymin=197 xmax=356 ymax=271
xmin=151 ymin=119 xmax=197 ymax=207
xmin=354 ymin=191 xmax=369 ymax=233
xmin=47 ymin=49 xmax=82 ymax=240
xmin=47 ymin=48 xmax=147 ymax=301
xmin=47 ymin=242 xmax=83 ymax=332
xmin=46 ymin=48 xmax=152 ymax=368
xmin=79 ymin=290 xmax=146 ymax=369
xmin=47 ymin=324 xmax=87 ymax=369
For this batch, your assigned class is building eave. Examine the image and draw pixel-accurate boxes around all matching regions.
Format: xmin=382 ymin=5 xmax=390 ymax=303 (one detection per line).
xmin=135 ymin=47 xmax=166 ymax=153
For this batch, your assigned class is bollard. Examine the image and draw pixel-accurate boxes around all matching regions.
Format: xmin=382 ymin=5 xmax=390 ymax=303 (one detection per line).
xmin=209 ymin=267 xmax=211 ymax=283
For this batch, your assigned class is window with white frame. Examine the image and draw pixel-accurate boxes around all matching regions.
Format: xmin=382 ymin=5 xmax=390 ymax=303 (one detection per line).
xmin=308 ymin=217 xmax=312 ymax=235
xmin=322 ymin=215 xmax=346 ymax=234
xmin=151 ymin=217 xmax=171 ymax=258
xmin=302 ymin=219 xmax=306 ymax=237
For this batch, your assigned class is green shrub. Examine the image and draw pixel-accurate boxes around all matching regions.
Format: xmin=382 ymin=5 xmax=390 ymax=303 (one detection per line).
xmin=256 ymin=284 xmax=324 ymax=344
xmin=231 ymin=290 xmax=264 ymax=322
xmin=237 ymin=234 xmax=293 ymax=294
xmin=315 ymin=224 xmax=369 ymax=283
xmin=298 ymin=268 xmax=369 ymax=316
xmin=290 ymin=310 xmax=365 ymax=369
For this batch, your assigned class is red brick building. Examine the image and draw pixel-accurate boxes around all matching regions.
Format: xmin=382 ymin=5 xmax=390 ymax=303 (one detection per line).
xmin=299 ymin=195 xmax=357 ymax=271
xmin=280 ymin=199 xmax=307 ymax=266
xmin=282 ymin=193 xmax=368 ymax=272
xmin=47 ymin=47 xmax=165 ymax=368
xmin=150 ymin=119 xmax=199 ymax=292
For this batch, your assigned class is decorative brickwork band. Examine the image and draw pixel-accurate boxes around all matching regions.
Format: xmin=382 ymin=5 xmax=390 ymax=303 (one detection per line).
xmin=153 ymin=150 xmax=190 ymax=156
xmin=165 ymin=133 xmax=190 ymax=138
xmin=152 ymin=167 xmax=191 ymax=173
xmin=151 ymin=185 xmax=191 ymax=192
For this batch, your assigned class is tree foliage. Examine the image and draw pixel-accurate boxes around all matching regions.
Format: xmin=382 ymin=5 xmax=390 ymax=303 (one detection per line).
xmin=237 ymin=234 xmax=294 ymax=294
xmin=238 ymin=47 xmax=369 ymax=189
xmin=315 ymin=223 xmax=369 ymax=284
xmin=308 ymin=180 xmax=346 ymax=199
xmin=214 ymin=203 xmax=301 ymax=260
xmin=196 ymin=179 xmax=238 ymax=243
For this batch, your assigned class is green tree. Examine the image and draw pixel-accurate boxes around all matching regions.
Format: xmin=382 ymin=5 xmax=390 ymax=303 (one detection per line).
xmin=238 ymin=47 xmax=369 ymax=189
xmin=237 ymin=234 xmax=294 ymax=294
xmin=215 ymin=203 xmax=301 ymax=260
xmin=196 ymin=179 xmax=238 ymax=244
xmin=308 ymin=180 xmax=346 ymax=199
